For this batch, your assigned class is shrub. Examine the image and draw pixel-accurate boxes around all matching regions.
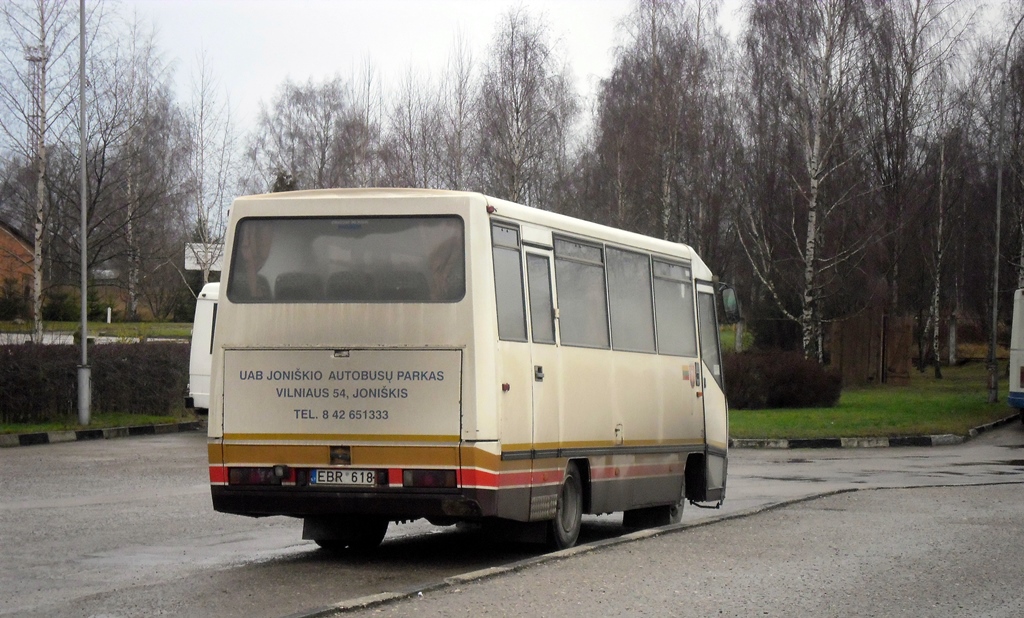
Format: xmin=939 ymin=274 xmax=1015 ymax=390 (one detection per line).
xmin=91 ymin=342 xmax=190 ymax=416
xmin=0 ymin=344 xmax=77 ymax=423
xmin=0 ymin=278 xmax=28 ymax=320
xmin=42 ymin=290 xmax=79 ymax=321
xmin=724 ymin=350 xmax=842 ymax=409
xmin=0 ymin=342 xmax=189 ymax=424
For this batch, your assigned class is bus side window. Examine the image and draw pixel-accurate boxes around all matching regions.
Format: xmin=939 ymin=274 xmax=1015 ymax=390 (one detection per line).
xmin=653 ymin=260 xmax=697 ymax=357
xmin=526 ymin=254 xmax=555 ymax=344
xmin=492 ymin=224 xmax=528 ymax=342
xmin=554 ymin=238 xmax=609 ymax=349
xmin=607 ymin=248 xmax=655 ymax=353
xmin=697 ymin=291 xmax=723 ymax=387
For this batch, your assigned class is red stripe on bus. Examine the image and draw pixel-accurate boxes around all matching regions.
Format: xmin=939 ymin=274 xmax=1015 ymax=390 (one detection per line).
xmin=458 ymin=468 xmax=499 ymax=487
xmin=590 ymin=463 xmax=677 ymax=480
xmin=207 ymin=463 xmax=676 ymax=489
xmin=457 ymin=468 xmax=565 ymax=489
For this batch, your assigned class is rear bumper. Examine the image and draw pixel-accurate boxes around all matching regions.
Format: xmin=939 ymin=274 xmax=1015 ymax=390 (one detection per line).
xmin=211 ymin=485 xmax=493 ymax=520
xmin=1009 ymin=391 xmax=1024 ymax=411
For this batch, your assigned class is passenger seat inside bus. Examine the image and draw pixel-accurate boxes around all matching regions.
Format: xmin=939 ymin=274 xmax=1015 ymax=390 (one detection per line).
xmin=232 ymin=274 xmax=271 ymax=301
xmin=326 ymin=271 xmax=375 ymax=301
xmin=275 ymin=272 xmax=323 ymax=301
xmin=378 ymin=270 xmax=429 ymax=301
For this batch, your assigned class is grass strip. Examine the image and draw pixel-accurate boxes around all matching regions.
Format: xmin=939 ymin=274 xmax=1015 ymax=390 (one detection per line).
xmin=730 ymin=361 xmax=1017 ymax=439
xmin=1 ymin=411 xmax=196 ymax=435
xmin=0 ymin=321 xmax=192 ymax=339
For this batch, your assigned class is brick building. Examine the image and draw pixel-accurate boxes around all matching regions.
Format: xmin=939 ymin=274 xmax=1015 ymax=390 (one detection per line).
xmin=0 ymin=219 xmax=33 ymax=318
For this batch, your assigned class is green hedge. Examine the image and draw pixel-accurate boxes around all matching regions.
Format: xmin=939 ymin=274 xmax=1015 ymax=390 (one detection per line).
xmin=724 ymin=350 xmax=842 ymax=409
xmin=0 ymin=342 xmax=189 ymax=424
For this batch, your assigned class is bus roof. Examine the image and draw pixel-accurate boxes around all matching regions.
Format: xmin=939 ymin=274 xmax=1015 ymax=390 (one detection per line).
xmin=230 ymin=188 xmax=712 ymax=281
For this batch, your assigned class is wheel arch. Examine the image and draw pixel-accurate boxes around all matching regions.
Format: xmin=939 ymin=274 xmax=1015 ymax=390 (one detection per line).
xmin=570 ymin=457 xmax=593 ymax=514
xmin=684 ymin=452 xmax=707 ymax=502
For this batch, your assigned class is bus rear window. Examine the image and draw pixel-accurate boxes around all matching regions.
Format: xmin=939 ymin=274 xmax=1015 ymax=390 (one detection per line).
xmin=227 ymin=216 xmax=465 ymax=303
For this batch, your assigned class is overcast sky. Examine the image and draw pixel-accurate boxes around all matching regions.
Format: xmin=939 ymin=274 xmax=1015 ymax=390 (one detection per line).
xmin=125 ymin=0 xmax=745 ymax=130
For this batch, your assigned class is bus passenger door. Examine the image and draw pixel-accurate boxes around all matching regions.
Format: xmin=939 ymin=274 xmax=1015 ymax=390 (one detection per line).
xmin=695 ymin=284 xmax=727 ymax=503
xmin=525 ymin=249 xmax=561 ymax=513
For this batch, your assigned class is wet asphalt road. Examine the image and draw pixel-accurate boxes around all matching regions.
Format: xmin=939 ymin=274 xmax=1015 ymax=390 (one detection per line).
xmin=1 ymin=422 xmax=1023 ymax=617
xmin=350 ymin=484 xmax=1024 ymax=617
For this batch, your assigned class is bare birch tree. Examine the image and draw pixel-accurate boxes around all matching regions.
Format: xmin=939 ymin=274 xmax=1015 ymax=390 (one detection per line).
xmin=921 ymin=85 xmax=959 ymax=376
xmin=740 ymin=0 xmax=870 ymax=361
xmin=352 ymin=58 xmax=382 ymax=187
xmin=182 ymin=50 xmax=235 ymax=285
xmin=104 ymin=17 xmax=182 ymax=319
xmin=0 ymin=0 xmax=78 ymax=339
xmin=247 ymin=76 xmax=350 ymax=191
xmin=41 ymin=14 xmax=182 ymax=320
xmin=476 ymin=8 xmax=578 ymax=208
xmin=437 ymin=33 xmax=474 ymax=190
xmin=381 ymin=69 xmax=442 ymax=187
xmin=863 ymin=0 xmax=972 ymax=313
xmin=590 ymin=0 xmax=739 ymax=272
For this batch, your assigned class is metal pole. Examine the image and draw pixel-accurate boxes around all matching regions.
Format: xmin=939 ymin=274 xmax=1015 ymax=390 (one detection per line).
xmin=990 ymin=14 xmax=1024 ymax=404
xmin=77 ymin=0 xmax=90 ymax=424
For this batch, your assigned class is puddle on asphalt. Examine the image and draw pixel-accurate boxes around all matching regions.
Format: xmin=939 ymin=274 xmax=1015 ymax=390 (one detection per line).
xmin=951 ymin=460 xmax=1024 ymax=467
xmin=751 ymin=476 xmax=830 ymax=483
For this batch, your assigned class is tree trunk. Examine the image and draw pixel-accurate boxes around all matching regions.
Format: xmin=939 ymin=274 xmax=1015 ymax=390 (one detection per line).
xmin=930 ymin=140 xmax=945 ymax=379
xmin=948 ymin=312 xmax=957 ymax=366
xmin=801 ymin=162 xmax=821 ymax=361
xmin=32 ymin=53 xmax=48 ymax=343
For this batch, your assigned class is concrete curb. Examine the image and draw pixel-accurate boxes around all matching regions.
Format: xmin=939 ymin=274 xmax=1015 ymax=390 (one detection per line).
xmin=287 ymin=490 xmax=860 ymax=618
xmin=729 ymin=413 xmax=1021 ymax=449
xmin=0 ymin=421 xmax=202 ymax=448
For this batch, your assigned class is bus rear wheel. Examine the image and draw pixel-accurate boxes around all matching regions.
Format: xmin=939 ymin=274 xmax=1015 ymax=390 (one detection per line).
xmin=304 ymin=515 xmax=389 ymax=553
xmin=547 ymin=462 xmax=583 ymax=550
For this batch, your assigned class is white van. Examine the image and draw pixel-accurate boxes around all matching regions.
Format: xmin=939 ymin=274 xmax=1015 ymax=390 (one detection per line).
xmin=1009 ymin=288 xmax=1024 ymax=419
xmin=186 ymin=282 xmax=219 ymax=415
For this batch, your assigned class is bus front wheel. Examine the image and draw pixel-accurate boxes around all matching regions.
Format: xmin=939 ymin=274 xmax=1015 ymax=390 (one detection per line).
xmin=548 ymin=462 xmax=583 ymax=550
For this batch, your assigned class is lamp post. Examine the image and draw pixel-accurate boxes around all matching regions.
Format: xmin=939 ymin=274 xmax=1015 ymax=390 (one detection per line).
xmin=78 ymin=0 xmax=90 ymax=424
xmin=990 ymin=13 xmax=1024 ymax=404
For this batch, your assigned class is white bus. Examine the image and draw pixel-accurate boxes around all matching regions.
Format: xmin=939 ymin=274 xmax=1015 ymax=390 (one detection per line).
xmin=207 ymin=188 xmax=739 ymax=551
xmin=1009 ymin=289 xmax=1024 ymax=418
xmin=186 ymin=282 xmax=219 ymax=415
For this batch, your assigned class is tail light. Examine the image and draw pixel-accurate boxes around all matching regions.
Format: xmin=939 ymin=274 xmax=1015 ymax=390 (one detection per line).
xmin=403 ymin=469 xmax=457 ymax=489
xmin=228 ymin=466 xmax=295 ymax=485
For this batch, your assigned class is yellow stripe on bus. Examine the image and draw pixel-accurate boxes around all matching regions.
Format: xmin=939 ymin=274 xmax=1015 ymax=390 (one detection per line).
xmin=218 ymin=443 xmax=461 ymax=467
xmin=502 ymin=438 xmax=706 ymax=452
xmin=222 ymin=433 xmax=460 ymax=443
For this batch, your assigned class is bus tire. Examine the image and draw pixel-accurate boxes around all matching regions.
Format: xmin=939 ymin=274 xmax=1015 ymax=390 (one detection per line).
xmin=668 ymin=478 xmax=686 ymax=524
xmin=548 ymin=462 xmax=583 ymax=550
xmin=306 ymin=516 xmax=389 ymax=553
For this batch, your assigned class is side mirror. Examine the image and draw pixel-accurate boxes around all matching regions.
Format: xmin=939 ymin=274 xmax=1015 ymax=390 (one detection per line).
xmin=719 ymin=285 xmax=741 ymax=324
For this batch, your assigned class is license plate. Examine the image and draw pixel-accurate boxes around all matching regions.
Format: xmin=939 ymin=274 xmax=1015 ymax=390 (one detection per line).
xmin=310 ymin=469 xmax=376 ymax=486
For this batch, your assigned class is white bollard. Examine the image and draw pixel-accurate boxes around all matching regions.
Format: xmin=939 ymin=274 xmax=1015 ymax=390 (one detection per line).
xmin=107 ymin=307 xmax=111 ymax=324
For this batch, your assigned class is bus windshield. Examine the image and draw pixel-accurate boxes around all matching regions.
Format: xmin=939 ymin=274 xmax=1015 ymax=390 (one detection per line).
xmin=226 ymin=215 xmax=465 ymax=303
